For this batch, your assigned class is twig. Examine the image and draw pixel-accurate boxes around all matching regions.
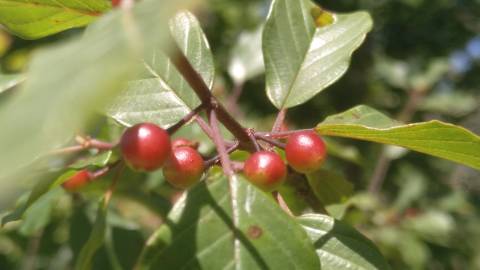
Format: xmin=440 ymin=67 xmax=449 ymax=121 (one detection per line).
xmin=272 ymin=191 xmax=293 ymax=216
xmin=167 ymin=104 xmax=204 ymax=134
xmin=272 ymin=109 xmax=287 ymax=133
xmin=208 ymin=110 xmax=233 ymax=176
xmin=255 ymin=134 xmax=286 ymax=149
xmin=50 ymin=136 xmax=115 ymax=156
xmin=246 ymin=129 xmax=260 ymax=151
xmin=194 ymin=115 xmax=214 ymax=139
xmin=226 ymin=82 xmax=245 ymax=118
xmin=169 ymin=40 xmax=254 ymax=151
xmin=104 ymin=162 xmax=125 ymax=207
xmin=204 ymin=141 xmax=240 ymax=167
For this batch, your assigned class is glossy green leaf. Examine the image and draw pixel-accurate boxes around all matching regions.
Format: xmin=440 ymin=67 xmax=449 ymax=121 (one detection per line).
xmin=75 ymin=197 xmax=108 ymax=270
xmin=0 ymin=0 xmax=110 ymax=39
xmin=299 ymin=214 xmax=391 ymax=270
xmin=307 ymin=169 xmax=353 ymax=218
xmin=263 ymin=0 xmax=372 ymax=109
xmin=0 ymin=73 xmax=25 ymax=93
xmin=0 ymin=0 xmax=196 ymax=184
xmin=106 ymin=11 xmax=214 ymax=128
xmin=317 ymin=105 xmax=480 ymax=170
xmin=138 ymin=175 xmax=320 ymax=269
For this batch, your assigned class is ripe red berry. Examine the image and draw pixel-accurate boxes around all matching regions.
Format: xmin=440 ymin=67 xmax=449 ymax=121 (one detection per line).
xmin=243 ymin=151 xmax=286 ymax=192
xmin=171 ymin=138 xmax=199 ymax=149
xmin=120 ymin=123 xmax=171 ymax=171
xmin=111 ymin=0 xmax=121 ymax=7
xmin=285 ymin=131 xmax=327 ymax=173
xmin=163 ymin=146 xmax=204 ymax=189
xmin=62 ymin=170 xmax=92 ymax=192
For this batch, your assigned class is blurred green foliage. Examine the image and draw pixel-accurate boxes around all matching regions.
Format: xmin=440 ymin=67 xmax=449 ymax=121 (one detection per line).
xmin=0 ymin=0 xmax=479 ymax=269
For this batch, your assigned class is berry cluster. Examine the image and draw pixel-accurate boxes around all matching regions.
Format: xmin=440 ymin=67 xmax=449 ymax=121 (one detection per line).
xmin=62 ymin=123 xmax=327 ymax=193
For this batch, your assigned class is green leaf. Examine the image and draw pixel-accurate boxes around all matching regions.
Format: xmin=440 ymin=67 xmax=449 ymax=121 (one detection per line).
xmin=69 ymin=151 xmax=114 ymax=169
xmin=307 ymin=169 xmax=353 ymax=218
xmin=263 ymin=1 xmax=372 ymax=109
xmin=317 ymin=105 xmax=480 ymax=170
xmin=0 ymin=73 xmax=25 ymax=93
xmin=0 ymin=0 xmax=196 ymax=184
xmin=106 ymin=10 xmax=214 ymax=128
xmin=138 ymin=175 xmax=320 ymax=269
xmin=19 ymin=187 xmax=64 ymax=236
xmin=0 ymin=0 xmax=111 ymax=39
xmin=299 ymin=214 xmax=391 ymax=270
xmin=1 ymin=170 xmax=69 ymax=226
xmin=75 ymin=197 xmax=108 ymax=270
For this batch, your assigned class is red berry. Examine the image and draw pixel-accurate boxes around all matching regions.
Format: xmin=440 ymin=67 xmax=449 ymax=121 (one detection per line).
xmin=111 ymin=0 xmax=121 ymax=7
xmin=163 ymin=146 xmax=204 ymax=189
xmin=243 ymin=151 xmax=286 ymax=192
xmin=62 ymin=170 xmax=92 ymax=192
xmin=120 ymin=123 xmax=171 ymax=171
xmin=285 ymin=131 xmax=327 ymax=173
xmin=171 ymin=138 xmax=199 ymax=149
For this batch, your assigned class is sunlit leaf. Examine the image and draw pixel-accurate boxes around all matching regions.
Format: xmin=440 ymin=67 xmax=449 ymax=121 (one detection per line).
xmin=0 ymin=0 xmax=111 ymax=39
xmin=106 ymin=10 xmax=214 ymax=128
xmin=263 ymin=0 xmax=372 ymax=108
xmin=137 ymin=175 xmax=320 ymax=269
xmin=317 ymin=105 xmax=480 ymax=170
xmin=299 ymin=213 xmax=391 ymax=270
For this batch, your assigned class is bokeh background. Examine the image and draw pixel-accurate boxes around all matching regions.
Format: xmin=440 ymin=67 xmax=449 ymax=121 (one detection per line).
xmin=1 ymin=0 xmax=479 ymax=269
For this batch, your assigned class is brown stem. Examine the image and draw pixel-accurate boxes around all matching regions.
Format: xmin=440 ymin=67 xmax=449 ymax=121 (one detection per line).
xmin=169 ymin=41 xmax=254 ymax=151
xmin=272 ymin=191 xmax=293 ymax=216
xmin=50 ymin=137 xmax=115 ymax=155
xmin=255 ymin=134 xmax=286 ymax=149
xmin=208 ymin=110 xmax=233 ymax=176
xmin=272 ymin=109 xmax=287 ymax=133
xmin=194 ymin=115 xmax=214 ymax=139
xmin=227 ymin=82 xmax=245 ymax=118
xmin=204 ymin=141 xmax=240 ymax=167
xmin=104 ymin=162 xmax=125 ymax=207
xmin=167 ymin=104 xmax=204 ymax=134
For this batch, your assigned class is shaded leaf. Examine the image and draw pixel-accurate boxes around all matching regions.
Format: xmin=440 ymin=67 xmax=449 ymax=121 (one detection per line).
xmin=106 ymin=10 xmax=214 ymax=128
xmin=75 ymin=197 xmax=108 ymax=270
xmin=0 ymin=0 xmax=110 ymax=39
xmin=1 ymin=170 xmax=70 ymax=226
xmin=138 ymin=175 xmax=320 ymax=270
xmin=299 ymin=213 xmax=391 ymax=270
xmin=317 ymin=105 xmax=480 ymax=170
xmin=307 ymin=169 xmax=353 ymax=218
xmin=263 ymin=0 xmax=372 ymax=108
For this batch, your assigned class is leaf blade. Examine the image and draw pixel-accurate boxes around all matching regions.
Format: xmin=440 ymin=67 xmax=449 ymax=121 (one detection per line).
xmin=299 ymin=213 xmax=391 ymax=270
xmin=263 ymin=0 xmax=372 ymax=109
xmin=0 ymin=0 xmax=110 ymax=39
xmin=317 ymin=105 xmax=480 ymax=170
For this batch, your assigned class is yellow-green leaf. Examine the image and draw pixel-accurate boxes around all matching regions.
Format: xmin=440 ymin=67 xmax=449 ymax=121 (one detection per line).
xmin=317 ymin=105 xmax=480 ymax=170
